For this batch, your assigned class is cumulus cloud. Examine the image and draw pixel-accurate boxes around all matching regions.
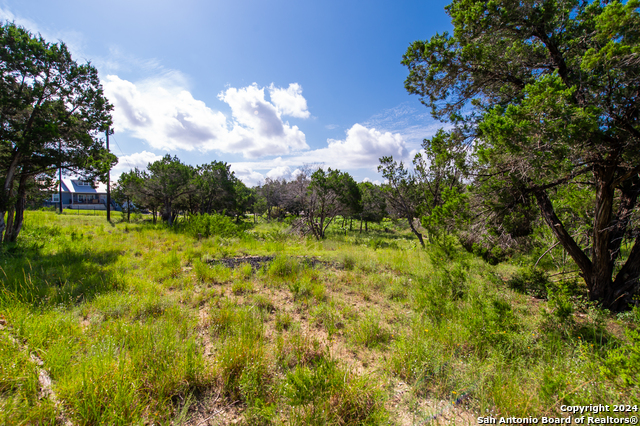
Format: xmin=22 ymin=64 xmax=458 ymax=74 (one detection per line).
xmin=268 ymin=83 xmax=310 ymax=118
xmin=105 ymin=76 xmax=309 ymax=158
xmin=293 ymin=123 xmax=408 ymax=170
xmin=363 ymin=102 xmax=447 ymax=150
xmin=362 ymin=177 xmax=381 ymax=185
xmin=230 ymin=164 xmax=265 ymax=187
xmin=229 ymin=124 xmax=408 ymax=186
xmin=111 ymin=151 xmax=163 ymax=180
xmin=218 ymin=83 xmax=308 ymax=157
xmin=104 ymin=73 xmax=228 ymax=152
xmin=266 ymin=166 xmax=293 ymax=180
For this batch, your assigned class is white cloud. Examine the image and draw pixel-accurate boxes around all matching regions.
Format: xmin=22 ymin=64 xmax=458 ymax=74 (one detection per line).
xmin=219 ymin=83 xmax=309 ymax=158
xmin=104 ymin=73 xmax=229 ymax=152
xmin=111 ymin=151 xmax=163 ymax=180
xmin=293 ymin=123 xmax=408 ymax=170
xmin=363 ymin=102 xmax=448 ymax=151
xmin=105 ymin=76 xmax=309 ymax=159
xmin=266 ymin=166 xmax=293 ymax=180
xmin=230 ymin=165 xmax=265 ymax=187
xmin=268 ymin=83 xmax=310 ymax=119
xmin=229 ymin=124 xmax=408 ymax=185
xmin=362 ymin=177 xmax=381 ymax=185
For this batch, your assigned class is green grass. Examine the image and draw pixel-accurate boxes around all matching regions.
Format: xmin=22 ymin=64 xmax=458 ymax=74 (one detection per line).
xmin=0 ymin=211 xmax=638 ymax=424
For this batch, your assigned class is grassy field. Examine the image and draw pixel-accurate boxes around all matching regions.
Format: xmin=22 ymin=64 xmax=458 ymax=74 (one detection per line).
xmin=0 ymin=211 xmax=638 ymax=425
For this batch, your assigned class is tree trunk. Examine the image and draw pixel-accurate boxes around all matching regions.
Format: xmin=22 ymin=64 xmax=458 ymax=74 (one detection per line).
xmin=6 ymin=172 xmax=28 ymax=242
xmin=610 ymin=234 xmax=640 ymax=310
xmin=165 ymin=199 xmax=173 ymax=226
xmin=0 ymin=152 xmax=24 ymax=242
xmin=4 ymin=205 xmax=15 ymax=242
xmin=359 ymin=219 xmax=363 ymax=233
xmin=407 ymin=216 xmax=425 ymax=248
xmin=533 ymin=185 xmax=640 ymax=310
xmin=534 ymin=189 xmax=592 ymax=277
xmin=589 ymin=167 xmax=616 ymax=302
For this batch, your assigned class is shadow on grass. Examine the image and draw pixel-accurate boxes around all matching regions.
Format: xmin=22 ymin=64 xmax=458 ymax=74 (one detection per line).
xmin=0 ymin=242 xmax=124 ymax=308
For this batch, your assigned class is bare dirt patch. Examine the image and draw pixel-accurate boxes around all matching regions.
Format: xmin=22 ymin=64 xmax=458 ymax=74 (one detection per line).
xmin=206 ymin=255 xmax=339 ymax=270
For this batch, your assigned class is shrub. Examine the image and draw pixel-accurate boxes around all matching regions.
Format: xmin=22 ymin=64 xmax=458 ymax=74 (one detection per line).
xmin=268 ymin=256 xmax=302 ymax=279
xmin=601 ymin=328 xmax=640 ymax=388
xmin=179 ymin=213 xmax=247 ymax=239
xmin=507 ymin=267 xmax=550 ymax=298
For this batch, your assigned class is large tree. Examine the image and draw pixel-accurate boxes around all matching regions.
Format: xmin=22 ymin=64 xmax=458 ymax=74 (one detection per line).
xmin=0 ymin=23 xmax=114 ymax=242
xmin=194 ymin=161 xmax=237 ymax=215
xmin=131 ymin=155 xmax=194 ymax=226
xmin=403 ymin=0 xmax=640 ymax=310
xmin=305 ymin=168 xmax=356 ymax=240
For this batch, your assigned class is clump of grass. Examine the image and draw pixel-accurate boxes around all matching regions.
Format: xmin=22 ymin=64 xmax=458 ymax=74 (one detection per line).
xmin=251 ymin=294 xmax=275 ymax=312
xmin=507 ymin=267 xmax=550 ymax=298
xmin=341 ymin=253 xmax=356 ymax=270
xmin=234 ymin=262 xmax=253 ymax=280
xmin=213 ymin=334 xmax=273 ymax=403
xmin=283 ymin=358 xmax=387 ymax=425
xmin=289 ymin=278 xmax=325 ymax=303
xmin=210 ymin=302 xmax=264 ymax=340
xmin=386 ymin=279 xmax=408 ymax=301
xmin=211 ymin=303 xmax=272 ymax=405
xmin=232 ymin=280 xmax=254 ymax=295
xmin=276 ymin=331 xmax=327 ymax=370
xmin=349 ymin=311 xmax=391 ymax=348
xmin=268 ymin=255 xmax=303 ymax=279
xmin=194 ymin=260 xmax=231 ymax=284
xmin=275 ymin=311 xmax=293 ymax=331
xmin=311 ymin=303 xmax=342 ymax=337
xmin=154 ymin=250 xmax=182 ymax=281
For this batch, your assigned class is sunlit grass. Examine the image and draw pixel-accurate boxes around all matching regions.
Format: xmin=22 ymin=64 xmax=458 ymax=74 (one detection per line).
xmin=0 ymin=211 xmax=637 ymax=424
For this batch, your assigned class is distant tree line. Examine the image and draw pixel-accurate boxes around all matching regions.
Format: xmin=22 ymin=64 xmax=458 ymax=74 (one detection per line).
xmin=114 ymin=157 xmax=393 ymax=241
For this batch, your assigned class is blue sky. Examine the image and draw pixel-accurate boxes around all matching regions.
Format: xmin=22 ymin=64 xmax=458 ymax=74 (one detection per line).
xmin=2 ymin=0 xmax=452 ymax=186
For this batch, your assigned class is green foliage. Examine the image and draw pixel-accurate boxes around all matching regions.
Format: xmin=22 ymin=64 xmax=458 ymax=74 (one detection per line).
xmin=0 ymin=22 xmax=115 ymax=243
xmin=349 ymin=311 xmax=391 ymax=349
xmin=180 ymin=213 xmax=246 ymax=239
xmin=275 ymin=311 xmax=293 ymax=331
xmin=268 ymin=255 xmax=302 ymax=279
xmin=403 ymin=0 xmax=640 ymax=309
xmin=283 ymin=359 xmax=387 ymax=426
xmin=507 ymin=267 xmax=551 ymax=299
xmin=601 ymin=328 xmax=640 ymax=388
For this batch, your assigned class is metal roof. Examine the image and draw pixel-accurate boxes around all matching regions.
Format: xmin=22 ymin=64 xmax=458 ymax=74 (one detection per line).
xmin=61 ymin=178 xmax=108 ymax=194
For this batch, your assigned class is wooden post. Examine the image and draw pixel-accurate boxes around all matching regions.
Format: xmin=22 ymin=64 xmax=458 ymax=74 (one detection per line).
xmin=106 ymin=129 xmax=111 ymax=221
xmin=58 ymin=140 xmax=63 ymax=214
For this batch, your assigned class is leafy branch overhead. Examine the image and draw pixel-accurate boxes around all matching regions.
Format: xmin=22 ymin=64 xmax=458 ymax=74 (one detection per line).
xmin=0 ymin=22 xmax=115 ymax=243
xmin=401 ymin=0 xmax=640 ymax=310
